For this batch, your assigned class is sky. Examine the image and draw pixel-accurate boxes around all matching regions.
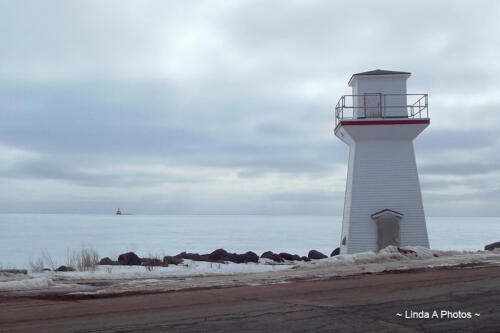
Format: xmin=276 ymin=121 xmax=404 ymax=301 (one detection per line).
xmin=1 ymin=0 xmax=499 ymax=216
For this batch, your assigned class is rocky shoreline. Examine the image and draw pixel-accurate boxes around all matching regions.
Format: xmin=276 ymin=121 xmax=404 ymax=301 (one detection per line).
xmin=2 ymin=245 xmax=500 ymax=297
xmin=2 ymin=242 xmax=499 ymax=275
xmin=98 ymin=247 xmax=334 ymax=268
xmin=96 ymin=241 xmax=500 ymax=269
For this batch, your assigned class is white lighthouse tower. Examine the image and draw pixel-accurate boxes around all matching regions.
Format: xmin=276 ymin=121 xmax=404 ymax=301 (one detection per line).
xmin=334 ymin=69 xmax=429 ymax=254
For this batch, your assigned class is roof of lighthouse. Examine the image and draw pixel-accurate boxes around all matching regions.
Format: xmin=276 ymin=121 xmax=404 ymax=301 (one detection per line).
xmin=348 ymin=69 xmax=411 ymax=86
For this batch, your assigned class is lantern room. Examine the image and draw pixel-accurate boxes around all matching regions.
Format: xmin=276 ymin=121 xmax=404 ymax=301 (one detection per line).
xmin=335 ymin=69 xmax=428 ymax=127
xmin=350 ymin=69 xmax=410 ymax=118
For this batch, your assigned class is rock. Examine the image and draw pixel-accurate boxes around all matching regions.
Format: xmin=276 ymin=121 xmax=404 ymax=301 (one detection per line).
xmin=330 ymin=248 xmax=340 ymax=257
xmin=278 ymin=252 xmax=302 ymax=261
xmin=141 ymin=258 xmax=163 ymax=267
xmin=174 ymin=252 xmax=212 ymax=262
xmin=279 ymin=252 xmax=296 ymax=261
xmin=174 ymin=251 xmax=187 ymax=259
xmin=236 ymin=251 xmax=259 ymax=263
xmin=301 ymin=256 xmax=310 ymax=262
xmin=163 ymin=256 xmax=184 ymax=265
xmin=117 ymin=252 xmax=142 ymax=266
xmin=397 ymin=247 xmax=416 ymax=255
xmin=485 ymin=241 xmax=500 ymax=251
xmin=208 ymin=249 xmax=238 ymax=262
xmin=208 ymin=248 xmax=228 ymax=260
xmin=174 ymin=250 xmax=258 ymax=264
xmin=224 ymin=253 xmax=240 ymax=263
xmin=56 ymin=265 xmax=75 ymax=272
xmin=308 ymin=250 xmax=328 ymax=260
xmin=260 ymin=251 xmax=283 ymax=263
xmin=0 ymin=269 xmax=28 ymax=274
xmin=99 ymin=257 xmax=115 ymax=265
xmin=42 ymin=268 xmax=52 ymax=272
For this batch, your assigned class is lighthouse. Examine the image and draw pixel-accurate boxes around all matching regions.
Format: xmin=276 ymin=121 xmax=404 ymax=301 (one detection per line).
xmin=334 ymin=69 xmax=429 ymax=254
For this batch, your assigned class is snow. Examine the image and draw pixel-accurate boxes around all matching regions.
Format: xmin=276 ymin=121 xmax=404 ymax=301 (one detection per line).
xmin=73 ymin=247 xmax=500 ymax=296
xmin=0 ymin=277 xmax=54 ymax=292
xmin=43 ymin=259 xmax=291 ymax=281
xmin=1 ymin=246 xmax=499 ymax=295
xmin=311 ymin=246 xmax=499 ymax=266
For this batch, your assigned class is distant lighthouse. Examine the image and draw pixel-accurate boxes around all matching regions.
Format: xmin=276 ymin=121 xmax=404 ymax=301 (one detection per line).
xmin=334 ymin=69 xmax=429 ymax=254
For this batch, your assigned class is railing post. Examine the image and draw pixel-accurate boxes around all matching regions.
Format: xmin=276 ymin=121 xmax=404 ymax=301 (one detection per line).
xmin=379 ymin=93 xmax=382 ymax=118
xmin=363 ymin=95 xmax=366 ymax=118
xmin=342 ymin=96 xmax=344 ymax=120
xmin=383 ymin=94 xmax=386 ymax=118
xmin=425 ymin=94 xmax=428 ymax=118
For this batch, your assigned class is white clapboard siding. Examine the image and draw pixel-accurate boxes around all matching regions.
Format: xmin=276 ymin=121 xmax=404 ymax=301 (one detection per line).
xmin=337 ymin=123 xmax=429 ymax=254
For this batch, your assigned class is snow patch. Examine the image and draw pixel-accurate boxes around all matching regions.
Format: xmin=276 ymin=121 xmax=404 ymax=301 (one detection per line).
xmin=309 ymin=246 xmax=499 ymax=267
xmin=0 ymin=277 xmax=54 ymax=291
xmin=28 ymin=260 xmax=291 ymax=282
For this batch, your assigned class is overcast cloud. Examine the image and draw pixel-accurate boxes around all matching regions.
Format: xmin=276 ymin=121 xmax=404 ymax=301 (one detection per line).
xmin=1 ymin=0 xmax=499 ymax=215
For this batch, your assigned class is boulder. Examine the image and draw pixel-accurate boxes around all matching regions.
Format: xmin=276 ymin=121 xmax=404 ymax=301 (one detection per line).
xmin=99 ymin=257 xmax=115 ymax=265
xmin=485 ymin=241 xmax=500 ymax=251
xmin=208 ymin=249 xmax=238 ymax=262
xmin=56 ymin=265 xmax=75 ymax=272
xmin=397 ymin=247 xmax=416 ymax=255
xmin=174 ymin=250 xmax=258 ymax=264
xmin=208 ymin=248 xmax=228 ymax=260
xmin=163 ymin=256 xmax=184 ymax=265
xmin=117 ymin=252 xmax=142 ymax=266
xmin=260 ymin=251 xmax=283 ymax=263
xmin=174 ymin=252 xmax=212 ymax=262
xmin=278 ymin=253 xmax=302 ymax=261
xmin=279 ymin=252 xmax=296 ymax=261
xmin=301 ymin=256 xmax=310 ymax=262
xmin=0 ymin=269 xmax=28 ymax=274
xmin=225 ymin=253 xmax=240 ymax=263
xmin=330 ymin=248 xmax=340 ymax=257
xmin=236 ymin=251 xmax=259 ymax=263
xmin=308 ymin=250 xmax=328 ymax=260
xmin=141 ymin=258 xmax=163 ymax=267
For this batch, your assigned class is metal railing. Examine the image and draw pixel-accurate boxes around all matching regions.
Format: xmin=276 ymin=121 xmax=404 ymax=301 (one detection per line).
xmin=334 ymin=93 xmax=428 ymax=127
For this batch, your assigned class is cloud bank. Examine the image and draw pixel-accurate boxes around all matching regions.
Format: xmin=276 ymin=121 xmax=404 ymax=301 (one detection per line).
xmin=1 ymin=0 xmax=499 ymax=215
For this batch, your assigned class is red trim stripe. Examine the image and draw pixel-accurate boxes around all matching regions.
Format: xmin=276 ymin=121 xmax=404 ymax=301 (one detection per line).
xmin=340 ymin=119 xmax=429 ymax=126
xmin=334 ymin=119 xmax=429 ymax=133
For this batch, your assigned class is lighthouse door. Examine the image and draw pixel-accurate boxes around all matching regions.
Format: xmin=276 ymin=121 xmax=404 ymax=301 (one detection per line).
xmin=363 ymin=93 xmax=382 ymax=118
xmin=375 ymin=217 xmax=400 ymax=250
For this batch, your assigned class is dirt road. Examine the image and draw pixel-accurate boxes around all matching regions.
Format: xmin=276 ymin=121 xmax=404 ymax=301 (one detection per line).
xmin=1 ymin=266 xmax=499 ymax=332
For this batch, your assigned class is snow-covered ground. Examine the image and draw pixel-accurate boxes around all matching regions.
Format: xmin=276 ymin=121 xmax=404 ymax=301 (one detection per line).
xmin=2 ymin=246 xmax=499 ymax=296
xmin=0 ymin=258 xmax=290 ymax=293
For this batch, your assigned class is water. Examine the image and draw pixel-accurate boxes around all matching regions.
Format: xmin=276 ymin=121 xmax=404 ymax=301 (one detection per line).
xmin=0 ymin=214 xmax=499 ymax=269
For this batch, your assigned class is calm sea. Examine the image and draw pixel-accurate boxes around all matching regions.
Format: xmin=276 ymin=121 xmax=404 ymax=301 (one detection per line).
xmin=1 ymin=214 xmax=499 ymax=269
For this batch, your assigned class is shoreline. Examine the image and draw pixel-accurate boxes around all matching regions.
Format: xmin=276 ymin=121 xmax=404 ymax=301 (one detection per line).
xmin=2 ymin=247 xmax=500 ymax=299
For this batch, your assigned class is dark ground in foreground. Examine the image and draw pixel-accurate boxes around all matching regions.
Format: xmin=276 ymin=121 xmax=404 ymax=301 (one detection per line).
xmin=0 ymin=266 xmax=499 ymax=333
